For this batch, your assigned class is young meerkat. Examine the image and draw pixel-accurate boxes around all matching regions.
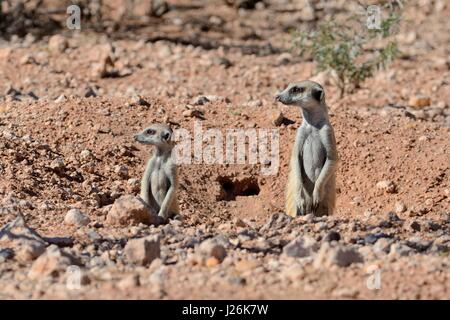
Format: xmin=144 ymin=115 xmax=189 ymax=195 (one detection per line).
xmin=134 ymin=123 xmax=179 ymax=221
xmin=275 ymin=80 xmax=338 ymax=217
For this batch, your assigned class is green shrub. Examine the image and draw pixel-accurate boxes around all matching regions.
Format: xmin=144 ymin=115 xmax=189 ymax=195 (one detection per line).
xmin=293 ymin=5 xmax=402 ymax=97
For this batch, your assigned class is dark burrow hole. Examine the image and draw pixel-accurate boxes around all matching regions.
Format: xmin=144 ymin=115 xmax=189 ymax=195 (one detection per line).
xmin=216 ymin=176 xmax=260 ymax=201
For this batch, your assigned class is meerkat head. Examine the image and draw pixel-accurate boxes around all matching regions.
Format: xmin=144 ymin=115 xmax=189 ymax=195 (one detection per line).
xmin=275 ymin=80 xmax=325 ymax=109
xmin=134 ymin=123 xmax=173 ymax=149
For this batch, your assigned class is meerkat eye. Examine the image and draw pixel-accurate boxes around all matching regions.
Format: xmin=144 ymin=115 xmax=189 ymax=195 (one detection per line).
xmin=146 ymin=129 xmax=156 ymax=135
xmin=290 ymin=86 xmax=304 ymax=94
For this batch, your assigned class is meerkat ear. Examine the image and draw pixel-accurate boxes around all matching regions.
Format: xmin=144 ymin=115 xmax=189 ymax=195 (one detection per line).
xmin=311 ymin=86 xmax=324 ymax=102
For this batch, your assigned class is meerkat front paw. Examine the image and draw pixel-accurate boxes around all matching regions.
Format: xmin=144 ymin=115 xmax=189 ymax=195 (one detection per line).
xmin=172 ymin=213 xmax=183 ymax=221
xmin=297 ymin=198 xmax=307 ymax=216
xmin=312 ymin=187 xmax=323 ymax=214
xmin=156 ymin=214 xmax=168 ymax=225
xmin=296 ymin=188 xmax=309 ymax=215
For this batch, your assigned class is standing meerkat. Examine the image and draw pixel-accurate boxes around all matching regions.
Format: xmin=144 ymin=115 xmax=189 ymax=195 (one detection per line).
xmin=134 ymin=123 xmax=179 ymax=221
xmin=275 ymin=80 xmax=338 ymax=217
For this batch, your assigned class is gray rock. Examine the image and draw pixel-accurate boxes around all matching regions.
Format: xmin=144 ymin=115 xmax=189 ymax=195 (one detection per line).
xmin=106 ymin=195 xmax=158 ymax=226
xmin=128 ymin=95 xmax=150 ymax=107
xmin=48 ymin=35 xmax=68 ymax=53
xmin=114 ymin=165 xmax=129 ymax=178
xmin=150 ymin=0 xmax=169 ymax=17
xmin=148 ymin=264 xmax=167 ymax=286
xmin=212 ymin=56 xmax=232 ymax=68
xmin=197 ymin=238 xmax=227 ymax=263
xmin=373 ymin=238 xmax=393 ymax=255
xmin=410 ymin=221 xmax=421 ymax=232
xmin=260 ymin=213 xmax=292 ymax=232
xmin=193 ymin=96 xmax=210 ymax=105
xmin=228 ymin=276 xmax=246 ymax=286
xmin=282 ymin=236 xmax=318 ymax=258
xmin=406 ymin=237 xmax=432 ymax=252
xmin=246 ymin=99 xmax=263 ymax=108
xmin=124 ymin=235 xmax=160 ymax=266
xmin=87 ymin=230 xmax=103 ymax=242
xmin=50 ymin=157 xmax=65 ymax=170
xmin=364 ymin=234 xmax=379 ymax=245
xmin=390 ymin=243 xmax=413 ymax=257
xmin=0 ymin=248 xmax=14 ymax=262
xmin=376 ymin=180 xmax=396 ymax=193
xmin=88 ymin=256 xmax=105 ymax=268
xmin=181 ymin=236 xmax=200 ymax=248
xmin=276 ymin=52 xmax=292 ymax=66
xmin=426 ymin=220 xmax=441 ymax=231
xmin=394 ymin=202 xmax=407 ymax=213
xmin=358 ymin=246 xmax=375 ymax=260
xmin=0 ymin=215 xmax=47 ymax=262
xmin=84 ymin=86 xmax=97 ymax=98
xmin=80 ymin=149 xmax=94 ymax=161
xmin=324 ymin=231 xmax=341 ymax=242
xmin=118 ymin=274 xmax=140 ymax=290
xmin=54 ymin=94 xmax=67 ymax=103
xmin=213 ymin=234 xmax=231 ymax=249
xmin=430 ymin=235 xmax=449 ymax=252
xmin=64 ymin=209 xmax=90 ymax=227
xmin=314 ymin=221 xmax=328 ymax=232
xmin=28 ymin=245 xmax=80 ymax=279
xmin=314 ymin=243 xmax=364 ymax=268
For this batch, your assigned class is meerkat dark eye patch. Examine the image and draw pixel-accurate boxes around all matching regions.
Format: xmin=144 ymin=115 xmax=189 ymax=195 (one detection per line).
xmin=290 ymin=86 xmax=304 ymax=94
xmin=311 ymin=86 xmax=324 ymax=101
xmin=162 ymin=131 xmax=171 ymax=141
xmin=146 ymin=129 xmax=156 ymax=135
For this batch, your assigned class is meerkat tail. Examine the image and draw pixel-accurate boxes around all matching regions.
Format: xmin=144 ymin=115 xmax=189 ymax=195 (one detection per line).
xmin=327 ymin=174 xmax=336 ymax=215
xmin=285 ymin=162 xmax=298 ymax=217
xmin=170 ymin=198 xmax=180 ymax=215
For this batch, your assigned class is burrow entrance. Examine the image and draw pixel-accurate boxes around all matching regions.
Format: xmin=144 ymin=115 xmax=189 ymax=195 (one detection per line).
xmin=216 ymin=176 xmax=260 ymax=201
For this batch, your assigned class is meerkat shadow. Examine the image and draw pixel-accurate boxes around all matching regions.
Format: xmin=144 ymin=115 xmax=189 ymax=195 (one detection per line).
xmin=135 ymin=195 xmax=161 ymax=225
xmin=314 ymin=206 xmax=331 ymax=217
xmin=296 ymin=206 xmax=329 ymax=217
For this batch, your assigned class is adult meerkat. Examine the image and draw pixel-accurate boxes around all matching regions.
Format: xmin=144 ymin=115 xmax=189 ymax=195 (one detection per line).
xmin=275 ymin=80 xmax=338 ymax=217
xmin=134 ymin=123 xmax=179 ymax=221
